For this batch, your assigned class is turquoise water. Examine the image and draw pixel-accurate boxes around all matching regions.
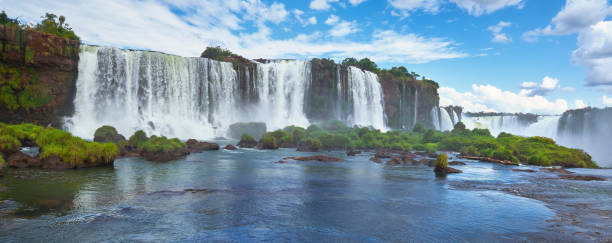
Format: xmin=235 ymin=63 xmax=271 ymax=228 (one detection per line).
xmin=2 ymin=148 xmax=608 ymax=242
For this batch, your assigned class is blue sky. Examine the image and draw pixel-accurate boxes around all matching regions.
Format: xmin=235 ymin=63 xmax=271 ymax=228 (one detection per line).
xmin=3 ymin=0 xmax=612 ymax=113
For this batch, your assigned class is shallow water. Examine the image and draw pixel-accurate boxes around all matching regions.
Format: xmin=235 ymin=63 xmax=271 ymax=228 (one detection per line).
xmin=1 ymin=148 xmax=610 ymax=242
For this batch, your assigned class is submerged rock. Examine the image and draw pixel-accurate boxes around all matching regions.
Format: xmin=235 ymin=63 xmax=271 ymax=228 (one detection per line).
xmin=186 ymin=139 xmax=219 ymax=153
xmin=375 ymin=150 xmax=393 ymax=158
xmin=224 ymin=144 xmax=237 ymax=150
xmin=370 ymin=157 xmax=382 ymax=163
xmin=284 ymin=155 xmax=343 ymax=162
xmin=346 ymin=150 xmax=361 ymax=156
xmin=386 ymin=157 xmax=403 ymax=166
xmin=512 ymin=169 xmax=536 ymax=173
xmin=559 ymin=175 xmax=605 ymax=181
xmin=449 ymin=161 xmax=466 ymax=166
xmin=434 ymin=166 xmax=463 ymax=174
xmin=540 ymin=168 xmax=574 ymax=174
xmin=458 ymin=155 xmax=519 ymax=165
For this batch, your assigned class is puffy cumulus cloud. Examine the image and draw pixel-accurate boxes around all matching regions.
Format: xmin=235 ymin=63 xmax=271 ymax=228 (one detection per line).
xmin=325 ymin=14 xmax=340 ymax=25
xmin=310 ymin=0 xmax=339 ymax=10
xmin=604 ymin=95 xmax=612 ymax=106
xmin=294 ymin=10 xmax=317 ymax=27
xmin=572 ymin=21 xmax=612 ymax=86
xmin=524 ymin=0 xmax=612 ymax=87
xmin=520 ymin=76 xmax=560 ymax=96
xmin=439 ymin=84 xmax=569 ymax=114
xmin=349 ymin=0 xmax=368 ymax=6
xmin=488 ymin=21 xmax=512 ymax=43
xmin=1 ymin=0 xmax=466 ymax=63
xmin=523 ymin=0 xmax=611 ymax=40
xmin=449 ymin=0 xmax=524 ymax=16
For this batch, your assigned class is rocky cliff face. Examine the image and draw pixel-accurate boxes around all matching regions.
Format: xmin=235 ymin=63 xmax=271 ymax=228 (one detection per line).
xmin=379 ymin=72 xmax=439 ymax=129
xmin=0 ymin=24 xmax=79 ymax=126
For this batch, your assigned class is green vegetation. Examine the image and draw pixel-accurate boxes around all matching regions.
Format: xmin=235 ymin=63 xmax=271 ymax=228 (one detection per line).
xmin=0 ymin=134 xmax=21 ymax=154
xmin=94 ymin=125 xmax=119 ymax=139
xmin=436 ymin=153 xmax=448 ymax=170
xmin=33 ymin=13 xmax=79 ymax=41
xmin=0 ymin=123 xmax=118 ymax=167
xmin=260 ymin=134 xmax=278 ymax=149
xmin=240 ymin=120 xmax=598 ymax=168
xmin=201 ymin=46 xmax=236 ymax=60
xmin=128 ymin=130 xmax=148 ymax=149
xmin=141 ymin=135 xmax=185 ymax=153
xmin=240 ymin=133 xmax=257 ymax=144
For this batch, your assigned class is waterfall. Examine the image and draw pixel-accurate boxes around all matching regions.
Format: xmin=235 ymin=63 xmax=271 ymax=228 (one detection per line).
xmin=413 ymin=89 xmax=418 ymax=127
xmin=66 ymin=46 xmax=389 ymax=140
xmin=346 ymin=66 xmax=386 ymax=129
xmin=439 ymin=108 xmax=454 ymax=131
xmin=431 ymin=107 xmax=441 ymax=130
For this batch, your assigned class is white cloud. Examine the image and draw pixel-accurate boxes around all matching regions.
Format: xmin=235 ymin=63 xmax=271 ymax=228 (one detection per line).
xmin=439 ymin=84 xmax=569 ymax=114
xmin=329 ymin=20 xmax=359 ymax=37
xmin=349 ymin=0 xmax=368 ymax=6
xmin=574 ymin=99 xmax=587 ymax=109
xmin=310 ymin=0 xmax=339 ymax=10
xmin=325 ymin=14 xmax=340 ymax=25
xmin=387 ymin=0 xmax=440 ymax=13
xmin=449 ymin=0 xmax=524 ymax=16
xmin=1 ymin=0 xmax=466 ymax=64
xmin=603 ymin=95 xmax=612 ymax=106
xmin=520 ymin=82 xmax=537 ymax=89
xmin=308 ymin=16 xmax=317 ymax=25
xmin=488 ymin=21 xmax=512 ymax=43
xmin=520 ymin=76 xmax=559 ymax=96
xmin=572 ymin=21 xmax=612 ymax=86
xmin=524 ymin=0 xmax=611 ymax=40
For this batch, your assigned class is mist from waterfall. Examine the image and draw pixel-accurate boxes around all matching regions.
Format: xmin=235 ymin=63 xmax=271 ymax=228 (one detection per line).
xmin=66 ymin=46 xmax=387 ymax=140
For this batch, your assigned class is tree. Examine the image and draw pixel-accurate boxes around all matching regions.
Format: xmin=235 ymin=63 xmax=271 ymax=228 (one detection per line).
xmin=341 ymin=57 xmax=358 ymax=66
xmin=0 ymin=11 xmax=19 ymax=25
xmin=357 ymin=57 xmax=379 ymax=73
xmin=58 ymin=15 xmax=65 ymax=29
xmin=34 ymin=12 xmax=79 ymax=40
xmin=201 ymin=46 xmax=234 ymax=60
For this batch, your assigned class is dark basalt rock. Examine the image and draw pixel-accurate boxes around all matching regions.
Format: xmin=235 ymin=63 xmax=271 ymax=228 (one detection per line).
xmin=346 ymin=150 xmax=361 ymax=156
xmin=458 ymin=155 xmax=519 ymax=165
xmin=512 ymin=169 xmax=536 ymax=173
xmin=415 ymin=151 xmax=437 ymax=158
xmin=434 ymin=166 xmax=462 ymax=174
xmin=449 ymin=161 xmax=466 ymax=166
xmin=559 ymin=175 xmax=606 ymax=181
xmin=284 ymin=155 xmax=343 ymax=162
xmin=418 ymin=159 xmax=437 ymax=167
xmin=375 ymin=150 xmax=393 ymax=158
xmin=224 ymin=144 xmax=237 ymax=150
xmin=186 ymin=139 xmax=219 ymax=153
xmin=370 ymin=157 xmax=382 ymax=163
xmin=141 ymin=148 xmax=189 ymax=162
xmin=7 ymin=151 xmax=41 ymax=169
xmin=540 ymin=168 xmax=574 ymax=174
xmin=386 ymin=157 xmax=403 ymax=166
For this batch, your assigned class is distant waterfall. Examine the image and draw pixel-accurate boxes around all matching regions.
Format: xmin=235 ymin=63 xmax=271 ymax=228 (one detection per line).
xmin=413 ymin=89 xmax=418 ymax=127
xmin=345 ymin=66 xmax=386 ymax=129
xmin=66 ymin=46 xmax=387 ymax=139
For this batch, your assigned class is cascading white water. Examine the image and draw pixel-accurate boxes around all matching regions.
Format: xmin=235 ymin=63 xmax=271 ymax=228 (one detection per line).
xmin=66 ymin=46 xmax=390 ymax=140
xmin=248 ymin=60 xmax=311 ymax=130
xmin=439 ymin=108 xmax=454 ymax=131
xmin=413 ymin=89 xmax=418 ymax=127
xmin=431 ymin=107 xmax=441 ymax=130
xmin=346 ymin=66 xmax=386 ymax=129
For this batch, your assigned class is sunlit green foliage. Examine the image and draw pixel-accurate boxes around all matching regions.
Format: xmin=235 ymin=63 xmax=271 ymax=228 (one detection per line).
xmin=436 ymin=153 xmax=448 ymax=170
xmin=0 ymin=123 xmax=118 ymax=167
xmin=201 ymin=46 xmax=235 ymax=60
xmin=0 ymin=134 xmax=21 ymax=154
xmin=260 ymin=134 xmax=278 ymax=149
xmin=34 ymin=13 xmax=79 ymax=41
xmin=128 ymin=130 xmax=148 ymax=149
xmin=141 ymin=135 xmax=185 ymax=153
xmin=240 ymin=133 xmax=256 ymax=144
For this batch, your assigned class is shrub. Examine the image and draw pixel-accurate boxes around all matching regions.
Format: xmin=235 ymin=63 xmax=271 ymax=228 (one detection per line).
xmin=424 ymin=143 xmax=438 ymax=153
xmin=0 ymin=134 xmax=21 ymax=154
xmin=260 ymin=134 xmax=278 ymax=149
xmin=141 ymin=135 xmax=186 ymax=153
xmin=0 ymin=154 xmax=4 ymax=168
xmin=472 ymin=128 xmax=492 ymax=137
xmin=241 ymin=133 xmax=256 ymax=144
xmin=436 ymin=153 xmax=448 ymax=170
xmin=201 ymin=46 xmax=235 ymax=60
xmin=412 ymin=122 xmax=426 ymax=133
xmin=459 ymin=145 xmax=479 ymax=156
xmin=492 ymin=148 xmax=518 ymax=162
xmin=311 ymin=138 xmax=322 ymax=151
xmin=34 ymin=13 xmax=80 ymax=40
xmin=128 ymin=130 xmax=148 ymax=149
xmin=452 ymin=122 xmax=468 ymax=134
xmin=94 ymin=125 xmax=119 ymax=139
